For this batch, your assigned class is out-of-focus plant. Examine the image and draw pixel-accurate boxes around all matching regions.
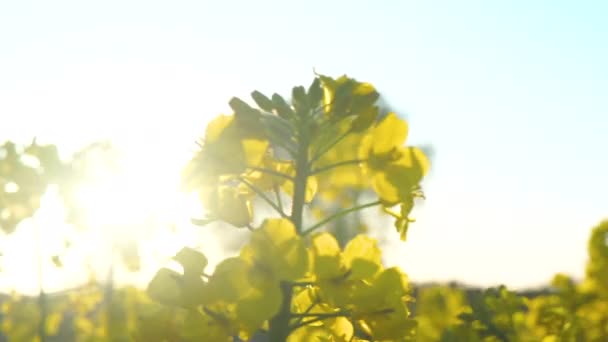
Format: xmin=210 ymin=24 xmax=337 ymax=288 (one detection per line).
xmin=0 ymin=140 xmax=64 ymax=234
xmin=0 ymin=139 xmax=120 ymax=234
xmin=413 ymin=285 xmax=468 ymax=342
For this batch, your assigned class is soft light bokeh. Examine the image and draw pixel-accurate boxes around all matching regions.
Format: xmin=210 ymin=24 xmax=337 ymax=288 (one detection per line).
xmin=1 ymin=0 xmax=607 ymax=293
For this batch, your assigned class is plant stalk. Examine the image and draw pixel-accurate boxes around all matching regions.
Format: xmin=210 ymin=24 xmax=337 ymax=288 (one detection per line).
xmin=35 ymin=220 xmax=47 ymax=342
xmin=268 ymin=117 xmax=311 ymax=341
xmin=303 ymin=200 xmax=382 ymax=236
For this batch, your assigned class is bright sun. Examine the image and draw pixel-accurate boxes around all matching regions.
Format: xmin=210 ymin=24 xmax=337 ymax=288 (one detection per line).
xmin=0 ymin=146 xmax=223 ymax=295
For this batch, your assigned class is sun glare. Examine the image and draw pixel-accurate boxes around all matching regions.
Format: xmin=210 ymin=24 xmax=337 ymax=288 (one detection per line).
xmin=74 ymin=171 xmax=175 ymax=230
xmin=0 ymin=145 xmax=225 ymax=295
xmin=69 ymin=147 xmax=213 ymax=256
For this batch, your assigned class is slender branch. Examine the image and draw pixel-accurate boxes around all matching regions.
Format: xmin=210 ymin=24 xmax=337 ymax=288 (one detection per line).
xmin=309 ymin=128 xmax=351 ymax=166
xmin=294 ymin=307 xmax=391 ymax=335
xmin=290 ymin=311 xmax=351 ymax=330
xmin=310 ymin=159 xmax=364 ymax=175
xmin=273 ymin=184 xmax=284 ymax=214
xmin=309 ymin=114 xmax=340 ymax=146
xmin=294 ymin=308 xmax=392 ymax=339
xmin=308 ymin=113 xmax=341 ymax=153
xmin=310 ymin=101 xmax=331 ymax=118
xmin=104 ymin=247 xmax=115 ymax=339
xmin=291 ymin=311 xmax=350 ymax=318
xmin=292 ymin=290 xmax=320 ymax=327
xmin=203 ymin=307 xmax=228 ymax=323
xmin=290 ymin=122 xmax=311 ymax=233
xmin=303 ymin=200 xmax=382 ymax=236
xmin=269 ymin=115 xmax=311 ymax=341
xmin=248 ymin=166 xmax=294 ymax=181
xmin=238 ymin=177 xmax=288 ymax=218
xmin=35 ymin=222 xmax=48 ymax=342
xmin=310 ymin=93 xmax=343 ymax=118
xmin=364 ymin=308 xmax=395 ymax=316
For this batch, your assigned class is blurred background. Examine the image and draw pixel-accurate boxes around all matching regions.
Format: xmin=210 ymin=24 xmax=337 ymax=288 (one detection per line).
xmin=1 ymin=0 xmax=607 ymax=299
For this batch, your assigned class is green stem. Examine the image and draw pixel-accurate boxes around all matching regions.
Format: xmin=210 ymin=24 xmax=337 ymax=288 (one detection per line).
xmin=309 ymin=128 xmax=350 ymax=166
xmin=291 ymin=311 xmax=349 ymax=318
xmin=274 ymin=184 xmax=284 ymax=215
xmin=290 ymin=311 xmax=351 ymax=331
xmin=268 ymin=281 xmax=294 ymax=341
xmin=291 ymin=131 xmax=310 ymax=233
xmin=310 ymin=159 xmax=364 ymax=175
xmin=268 ymin=116 xmax=311 ymax=341
xmin=34 ymin=219 xmax=47 ymax=342
xmin=239 ymin=177 xmax=288 ymax=219
xmin=248 ymin=166 xmax=294 ymax=181
xmin=303 ymin=200 xmax=382 ymax=236
xmin=292 ymin=300 xmax=319 ymax=327
xmin=308 ymin=116 xmax=337 ymax=150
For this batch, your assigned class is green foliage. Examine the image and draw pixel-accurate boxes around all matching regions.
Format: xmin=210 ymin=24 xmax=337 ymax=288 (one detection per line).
xmin=443 ymin=286 xmax=528 ymax=341
xmin=414 ymin=286 xmax=468 ymax=342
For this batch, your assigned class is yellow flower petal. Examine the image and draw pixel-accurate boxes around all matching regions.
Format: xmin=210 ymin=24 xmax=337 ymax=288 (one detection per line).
xmin=248 ymin=219 xmax=309 ymax=281
xmin=311 ymin=233 xmax=344 ymax=280
xmin=370 ymin=113 xmax=408 ymax=155
xmin=343 ymin=235 xmax=382 ymax=280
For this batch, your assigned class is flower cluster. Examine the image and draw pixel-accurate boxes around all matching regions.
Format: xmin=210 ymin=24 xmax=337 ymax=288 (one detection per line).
xmin=148 ymin=74 xmax=430 ymax=340
xmin=148 ymin=220 xmax=415 ymax=340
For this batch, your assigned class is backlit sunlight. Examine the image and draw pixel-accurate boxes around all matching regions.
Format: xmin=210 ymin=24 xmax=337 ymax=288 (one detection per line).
xmin=0 ymin=145 xmax=226 ymax=295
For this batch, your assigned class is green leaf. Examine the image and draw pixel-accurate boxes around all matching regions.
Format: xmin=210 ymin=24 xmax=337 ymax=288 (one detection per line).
xmin=229 ymin=97 xmax=260 ymax=119
xmin=230 ymin=97 xmax=265 ymax=133
xmin=260 ymin=113 xmax=296 ymax=151
xmin=251 ymin=90 xmax=274 ymax=112
xmin=307 ymin=77 xmax=323 ymax=107
xmin=332 ymin=78 xmax=357 ymax=115
xmin=292 ymin=85 xmax=309 ymax=117
xmin=271 ymin=93 xmax=296 ymax=119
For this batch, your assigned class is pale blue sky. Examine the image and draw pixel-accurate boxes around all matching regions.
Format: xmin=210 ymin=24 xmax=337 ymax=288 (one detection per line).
xmin=1 ymin=1 xmax=607 ymax=291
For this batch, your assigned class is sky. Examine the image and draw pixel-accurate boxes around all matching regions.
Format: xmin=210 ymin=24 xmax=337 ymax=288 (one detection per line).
xmin=1 ymin=0 xmax=607 ymax=293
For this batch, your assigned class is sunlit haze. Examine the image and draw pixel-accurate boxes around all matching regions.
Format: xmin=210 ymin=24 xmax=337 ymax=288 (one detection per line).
xmin=1 ymin=1 xmax=607 ymax=294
